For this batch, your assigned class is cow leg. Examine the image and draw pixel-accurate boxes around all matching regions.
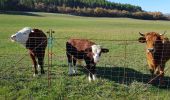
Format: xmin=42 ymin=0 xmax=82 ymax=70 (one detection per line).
xmin=37 ymin=51 xmax=45 ymax=74
xmin=29 ymin=53 xmax=38 ymax=76
xmin=148 ymin=64 xmax=154 ymax=75
xmin=149 ymin=69 xmax=154 ymax=81
xmin=148 ymin=64 xmax=155 ymax=84
xmin=85 ymin=59 xmax=92 ymax=82
xmin=87 ymin=65 xmax=92 ymax=82
xmin=159 ymin=72 xmax=164 ymax=85
xmin=88 ymin=66 xmax=96 ymax=81
xmin=85 ymin=59 xmax=96 ymax=82
xmin=91 ymin=65 xmax=96 ymax=81
xmin=159 ymin=65 xmax=165 ymax=85
xmin=67 ymin=54 xmax=73 ymax=75
xmin=88 ymin=63 xmax=96 ymax=81
xmin=73 ymin=58 xmax=77 ymax=74
xmin=149 ymin=69 xmax=154 ymax=75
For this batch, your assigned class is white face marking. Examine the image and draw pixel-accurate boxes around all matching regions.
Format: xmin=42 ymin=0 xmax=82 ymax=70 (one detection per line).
xmin=91 ymin=45 xmax=101 ymax=63
xmin=10 ymin=27 xmax=32 ymax=46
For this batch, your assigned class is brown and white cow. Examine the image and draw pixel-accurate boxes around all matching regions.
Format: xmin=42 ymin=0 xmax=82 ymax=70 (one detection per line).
xmin=66 ymin=39 xmax=109 ymax=82
xmin=138 ymin=32 xmax=169 ymax=84
xmin=10 ymin=27 xmax=47 ymax=76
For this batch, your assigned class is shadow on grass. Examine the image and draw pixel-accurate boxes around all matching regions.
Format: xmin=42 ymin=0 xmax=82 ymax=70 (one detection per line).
xmin=0 ymin=11 xmax=43 ymax=17
xmin=50 ymin=64 xmax=170 ymax=88
xmin=78 ymin=65 xmax=170 ymax=89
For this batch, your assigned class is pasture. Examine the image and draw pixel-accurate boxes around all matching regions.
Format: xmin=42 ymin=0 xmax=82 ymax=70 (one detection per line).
xmin=0 ymin=11 xmax=170 ymax=99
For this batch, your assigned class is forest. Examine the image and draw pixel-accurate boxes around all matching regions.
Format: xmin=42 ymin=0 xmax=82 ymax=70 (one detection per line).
xmin=0 ymin=0 xmax=169 ymax=20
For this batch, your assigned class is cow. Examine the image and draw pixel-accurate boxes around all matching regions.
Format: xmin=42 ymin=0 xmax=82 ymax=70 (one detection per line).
xmin=66 ymin=39 xmax=109 ymax=82
xmin=10 ymin=27 xmax=47 ymax=76
xmin=138 ymin=32 xmax=169 ymax=84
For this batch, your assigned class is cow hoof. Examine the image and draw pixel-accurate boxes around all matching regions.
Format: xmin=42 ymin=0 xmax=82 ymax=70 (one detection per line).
xmin=92 ymin=75 xmax=96 ymax=81
xmin=41 ymin=70 xmax=45 ymax=74
xmin=38 ymin=65 xmax=40 ymax=68
xmin=68 ymin=73 xmax=74 ymax=76
xmin=73 ymin=73 xmax=77 ymax=76
xmin=33 ymin=73 xmax=38 ymax=77
xmin=159 ymin=80 xmax=166 ymax=86
xmin=88 ymin=76 xmax=92 ymax=82
xmin=68 ymin=70 xmax=74 ymax=76
xmin=73 ymin=69 xmax=75 ymax=73
xmin=73 ymin=70 xmax=77 ymax=75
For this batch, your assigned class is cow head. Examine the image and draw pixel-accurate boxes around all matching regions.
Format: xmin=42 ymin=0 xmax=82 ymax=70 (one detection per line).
xmin=10 ymin=27 xmax=33 ymax=46
xmin=87 ymin=45 xmax=109 ymax=63
xmin=138 ymin=32 xmax=168 ymax=53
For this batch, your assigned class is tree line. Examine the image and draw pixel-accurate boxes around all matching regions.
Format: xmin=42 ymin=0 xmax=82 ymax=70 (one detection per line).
xmin=0 ymin=0 xmax=142 ymax=12
xmin=0 ymin=0 xmax=168 ymax=20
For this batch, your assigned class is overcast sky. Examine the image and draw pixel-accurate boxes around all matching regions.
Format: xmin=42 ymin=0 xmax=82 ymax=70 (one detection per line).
xmin=108 ymin=0 xmax=170 ymax=14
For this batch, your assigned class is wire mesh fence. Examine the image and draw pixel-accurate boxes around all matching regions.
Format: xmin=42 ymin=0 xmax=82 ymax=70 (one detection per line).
xmin=1 ymin=34 xmax=170 ymax=99
xmin=52 ymin=38 xmax=170 ymax=85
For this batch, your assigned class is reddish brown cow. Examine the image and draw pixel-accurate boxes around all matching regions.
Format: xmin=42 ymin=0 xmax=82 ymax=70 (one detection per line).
xmin=66 ymin=39 xmax=109 ymax=82
xmin=138 ymin=32 xmax=169 ymax=84
xmin=11 ymin=27 xmax=47 ymax=76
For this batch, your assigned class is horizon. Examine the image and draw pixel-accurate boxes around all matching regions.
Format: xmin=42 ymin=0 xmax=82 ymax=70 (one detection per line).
xmin=108 ymin=0 xmax=170 ymax=14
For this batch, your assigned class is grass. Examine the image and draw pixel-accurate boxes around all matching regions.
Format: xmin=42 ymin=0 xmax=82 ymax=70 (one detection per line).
xmin=0 ymin=11 xmax=170 ymax=99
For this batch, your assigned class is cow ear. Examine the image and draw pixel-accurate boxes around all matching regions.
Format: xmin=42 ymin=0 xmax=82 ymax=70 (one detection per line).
xmin=160 ymin=36 xmax=169 ymax=44
xmin=138 ymin=37 xmax=146 ymax=43
xmin=32 ymin=29 xmax=40 ymax=33
xmin=31 ymin=29 xmax=34 ymax=33
xmin=139 ymin=32 xmax=145 ymax=36
xmin=85 ymin=47 xmax=92 ymax=52
xmin=101 ymin=48 xmax=109 ymax=53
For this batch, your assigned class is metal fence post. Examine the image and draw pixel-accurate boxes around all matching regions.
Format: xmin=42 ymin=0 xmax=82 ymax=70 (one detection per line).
xmin=47 ymin=29 xmax=54 ymax=87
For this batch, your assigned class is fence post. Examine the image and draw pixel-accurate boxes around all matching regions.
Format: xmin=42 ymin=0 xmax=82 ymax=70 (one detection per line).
xmin=47 ymin=29 xmax=54 ymax=87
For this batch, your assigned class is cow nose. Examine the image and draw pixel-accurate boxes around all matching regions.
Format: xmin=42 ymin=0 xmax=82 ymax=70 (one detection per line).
xmin=10 ymin=35 xmax=16 ymax=42
xmin=147 ymin=48 xmax=154 ymax=53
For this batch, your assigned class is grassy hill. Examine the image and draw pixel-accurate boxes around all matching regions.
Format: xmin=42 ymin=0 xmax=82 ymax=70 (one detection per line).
xmin=0 ymin=12 xmax=170 ymax=99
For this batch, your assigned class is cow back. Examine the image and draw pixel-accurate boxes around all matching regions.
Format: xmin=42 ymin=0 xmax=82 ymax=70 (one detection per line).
xmin=68 ymin=39 xmax=95 ymax=51
xmin=26 ymin=29 xmax=47 ymax=50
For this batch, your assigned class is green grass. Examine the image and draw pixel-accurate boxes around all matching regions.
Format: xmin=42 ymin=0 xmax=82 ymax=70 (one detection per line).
xmin=1 ymin=11 xmax=170 ymax=99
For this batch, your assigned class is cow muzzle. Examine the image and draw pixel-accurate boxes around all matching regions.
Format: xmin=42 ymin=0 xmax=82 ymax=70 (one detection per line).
xmin=10 ymin=35 xmax=16 ymax=42
xmin=147 ymin=48 xmax=154 ymax=53
xmin=93 ymin=54 xmax=100 ymax=63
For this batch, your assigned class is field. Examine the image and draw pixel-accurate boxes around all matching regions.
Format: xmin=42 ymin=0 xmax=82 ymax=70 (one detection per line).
xmin=0 ymin=11 xmax=170 ymax=99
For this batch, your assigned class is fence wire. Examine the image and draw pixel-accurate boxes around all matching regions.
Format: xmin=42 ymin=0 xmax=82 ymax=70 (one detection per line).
xmin=52 ymin=38 xmax=170 ymax=98
xmin=0 ymin=37 xmax=170 ymax=99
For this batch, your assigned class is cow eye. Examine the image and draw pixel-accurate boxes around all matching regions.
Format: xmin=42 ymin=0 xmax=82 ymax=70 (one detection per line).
xmin=23 ymin=32 xmax=27 ymax=35
xmin=99 ymin=52 xmax=101 ymax=56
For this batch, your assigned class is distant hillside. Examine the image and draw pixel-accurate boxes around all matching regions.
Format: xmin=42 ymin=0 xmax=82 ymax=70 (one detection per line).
xmin=0 ymin=0 xmax=168 ymax=20
xmin=0 ymin=0 xmax=142 ymax=12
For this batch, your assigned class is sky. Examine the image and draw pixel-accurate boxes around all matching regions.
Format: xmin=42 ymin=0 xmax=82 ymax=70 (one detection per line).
xmin=108 ymin=0 xmax=170 ymax=14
